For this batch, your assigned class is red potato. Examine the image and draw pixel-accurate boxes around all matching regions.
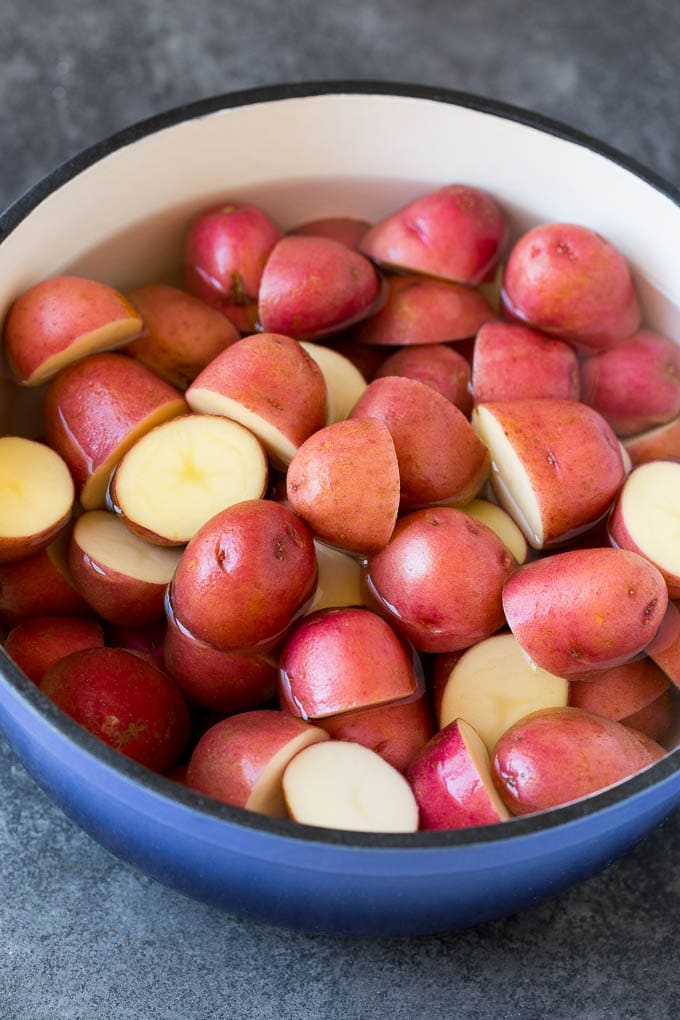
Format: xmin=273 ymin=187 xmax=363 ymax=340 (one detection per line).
xmin=375 ymin=343 xmax=473 ymax=415
xmin=569 ymin=658 xmax=670 ymax=722
xmin=124 ymin=283 xmax=240 ymax=389
xmin=108 ymin=413 xmax=268 ymax=545
xmin=472 ymin=399 xmax=625 ymax=549
xmin=69 ymin=511 xmax=183 ymax=626
xmin=353 ymin=274 xmax=496 ymax=347
xmin=186 ymin=332 xmax=327 ymax=467
xmin=438 ymin=633 xmax=569 ymax=752
xmin=40 ymin=647 xmax=190 ymax=772
xmin=163 ymin=604 xmax=277 ymax=714
xmin=183 ymin=201 xmax=282 ymax=308
xmin=608 ymin=461 xmax=680 ymax=597
xmin=307 ymin=540 xmax=366 ymax=614
xmin=106 ymin=620 xmax=167 ymax=670
xmin=471 ymin=322 xmax=580 ymax=404
xmin=502 ymin=548 xmax=668 ymax=678
xmin=186 ymin=710 xmax=329 ymax=816
xmin=0 ymin=437 xmax=74 ymax=563
xmin=0 ymin=536 xmax=91 ymax=626
xmin=646 ymin=601 xmax=680 ymax=689
xmin=623 ymin=415 xmax=680 ymax=466
xmin=258 ymin=235 xmax=382 ymax=340
xmin=492 ymin=707 xmax=661 ymax=815
xmin=315 ymin=690 xmax=434 ymax=774
xmin=286 ymin=418 xmax=400 ymax=555
xmin=624 ymin=724 xmax=668 ymax=761
xmin=288 ymin=216 xmax=371 ymax=250
xmin=43 ymin=353 xmax=188 ymax=510
xmin=359 ymin=184 xmax=507 ymax=285
xmin=279 ymin=607 xmax=420 ymax=719
xmin=407 ymin=719 xmax=510 ymax=830
xmin=366 ymin=507 xmax=515 ymax=653
xmin=169 ymin=499 xmax=317 ymax=654
xmin=501 ymin=223 xmax=641 ymax=351
xmin=623 ymin=690 xmax=674 ymax=743
xmin=460 ymin=499 xmax=528 ymax=564
xmin=3 ymin=616 xmax=104 ymax=684
xmin=299 ymin=342 xmax=367 ymax=424
xmin=350 ymin=376 xmax=489 ymax=510
xmin=282 ymin=740 xmax=419 ymax=832
xmin=2 ymin=274 xmax=143 ymax=386
xmin=580 ymin=330 xmax=680 ymax=436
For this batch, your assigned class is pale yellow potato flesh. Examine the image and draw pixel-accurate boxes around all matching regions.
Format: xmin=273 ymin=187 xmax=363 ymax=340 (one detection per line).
xmin=246 ymin=727 xmax=329 ymax=817
xmin=472 ymin=406 xmax=543 ymax=547
xmin=187 ymin=388 xmax=298 ymax=466
xmin=439 ymin=633 xmax=569 ymax=752
xmin=307 ymin=540 xmax=366 ymax=613
xmin=26 ymin=317 xmax=142 ymax=386
xmin=113 ymin=415 xmax=267 ymax=544
xmin=620 ymin=461 xmax=680 ymax=576
xmin=74 ymin=510 xmax=182 ymax=583
xmin=457 ymin=719 xmax=511 ymax=821
xmin=0 ymin=437 xmax=74 ymax=538
xmin=462 ymin=498 xmax=528 ymax=563
xmin=300 ymin=342 xmax=367 ymax=424
xmin=282 ymin=740 xmax=419 ymax=833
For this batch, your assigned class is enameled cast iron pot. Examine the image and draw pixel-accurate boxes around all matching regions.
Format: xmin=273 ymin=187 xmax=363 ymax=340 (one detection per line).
xmin=0 ymin=83 xmax=678 ymax=937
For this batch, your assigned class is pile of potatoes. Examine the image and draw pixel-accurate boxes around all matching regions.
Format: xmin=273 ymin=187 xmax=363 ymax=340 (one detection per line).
xmin=1 ymin=182 xmax=679 ymax=834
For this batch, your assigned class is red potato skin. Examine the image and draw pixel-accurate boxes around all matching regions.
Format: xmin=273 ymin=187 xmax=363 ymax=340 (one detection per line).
xmin=492 ymin=707 xmax=658 ymax=815
xmin=286 ymin=418 xmax=400 ymax=555
xmin=646 ymin=601 xmax=680 ymax=688
xmin=0 ymin=540 xmax=91 ymax=626
xmin=356 ymin=377 xmax=483 ymax=497
xmin=124 ymin=283 xmax=240 ymax=389
xmin=569 ymin=658 xmax=670 ymax=721
xmin=183 ymin=202 xmax=282 ymax=306
xmin=476 ymin=399 xmax=625 ymax=547
xmin=40 ymin=647 xmax=190 ymax=772
xmin=185 ymin=710 xmax=327 ymax=808
xmin=288 ymin=217 xmax=371 ymax=250
xmin=502 ymin=548 xmax=669 ymax=678
xmin=624 ymin=724 xmax=667 ymax=761
xmin=407 ymin=720 xmax=507 ymax=829
xmin=2 ymin=275 xmax=143 ymax=384
xmin=501 ymin=223 xmax=641 ymax=351
xmin=258 ymin=235 xmax=382 ymax=340
xmin=623 ymin=415 xmax=680 ymax=466
xmin=471 ymin=322 xmax=580 ymax=404
xmin=359 ymin=184 xmax=507 ymax=285
xmin=351 ymin=376 xmax=489 ymax=509
xmin=68 ymin=534 xmax=169 ymax=628
xmin=315 ymin=691 xmax=434 ymax=773
xmin=169 ymin=500 xmax=317 ymax=654
xmin=353 ymin=274 xmax=496 ymax=347
xmin=366 ymin=508 xmax=516 ymax=653
xmin=3 ymin=616 xmax=104 ymax=684
xmin=106 ymin=620 xmax=167 ymax=670
xmin=432 ymin=651 xmax=464 ymax=723
xmin=43 ymin=353 xmax=187 ymax=505
xmin=186 ymin=332 xmax=327 ymax=453
xmin=622 ymin=689 xmax=674 ymax=743
xmin=0 ymin=509 xmax=73 ymax=566
xmin=278 ymin=607 xmax=420 ymax=719
xmin=580 ymin=331 xmax=680 ymax=436
xmin=164 ymin=606 xmax=277 ymax=714
xmin=375 ymin=343 xmax=472 ymax=415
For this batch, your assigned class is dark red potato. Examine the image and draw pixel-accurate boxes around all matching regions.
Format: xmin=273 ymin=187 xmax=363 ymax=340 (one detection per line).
xmin=471 ymin=321 xmax=580 ymax=403
xmin=3 ymin=616 xmax=104 ymax=685
xmin=0 ymin=538 xmax=91 ymax=627
xmin=375 ymin=343 xmax=472 ymax=414
xmin=288 ymin=216 xmax=371 ymax=250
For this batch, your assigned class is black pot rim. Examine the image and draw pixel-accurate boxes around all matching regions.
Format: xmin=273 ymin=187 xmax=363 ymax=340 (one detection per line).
xmin=1 ymin=79 xmax=679 ymax=853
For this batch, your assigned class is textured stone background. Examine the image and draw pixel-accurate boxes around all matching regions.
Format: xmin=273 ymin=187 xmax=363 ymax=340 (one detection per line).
xmin=1 ymin=1 xmax=679 ymax=1017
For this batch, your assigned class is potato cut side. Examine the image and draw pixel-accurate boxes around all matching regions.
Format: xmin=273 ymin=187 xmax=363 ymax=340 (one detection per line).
xmin=307 ymin=541 xmax=366 ymax=613
xmin=186 ymin=388 xmax=298 ymax=466
xmin=0 ymin=437 xmax=74 ymax=545
xmin=462 ymin=498 xmax=528 ymax=563
xmin=111 ymin=415 xmax=267 ymax=544
xmin=472 ymin=405 xmax=543 ymax=547
xmin=79 ymin=397 xmax=188 ymax=510
xmin=457 ymin=719 xmax=511 ymax=821
xmin=246 ymin=726 xmax=329 ymax=817
xmin=26 ymin=316 xmax=143 ymax=386
xmin=73 ymin=510 xmax=182 ymax=583
xmin=282 ymin=740 xmax=419 ymax=832
xmin=439 ymin=633 xmax=568 ymax=751
xmin=300 ymin=342 xmax=367 ymax=424
xmin=616 ymin=461 xmax=680 ymax=578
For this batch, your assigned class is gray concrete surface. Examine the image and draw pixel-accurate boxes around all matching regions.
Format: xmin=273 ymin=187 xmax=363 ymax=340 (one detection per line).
xmin=1 ymin=1 xmax=679 ymax=1017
